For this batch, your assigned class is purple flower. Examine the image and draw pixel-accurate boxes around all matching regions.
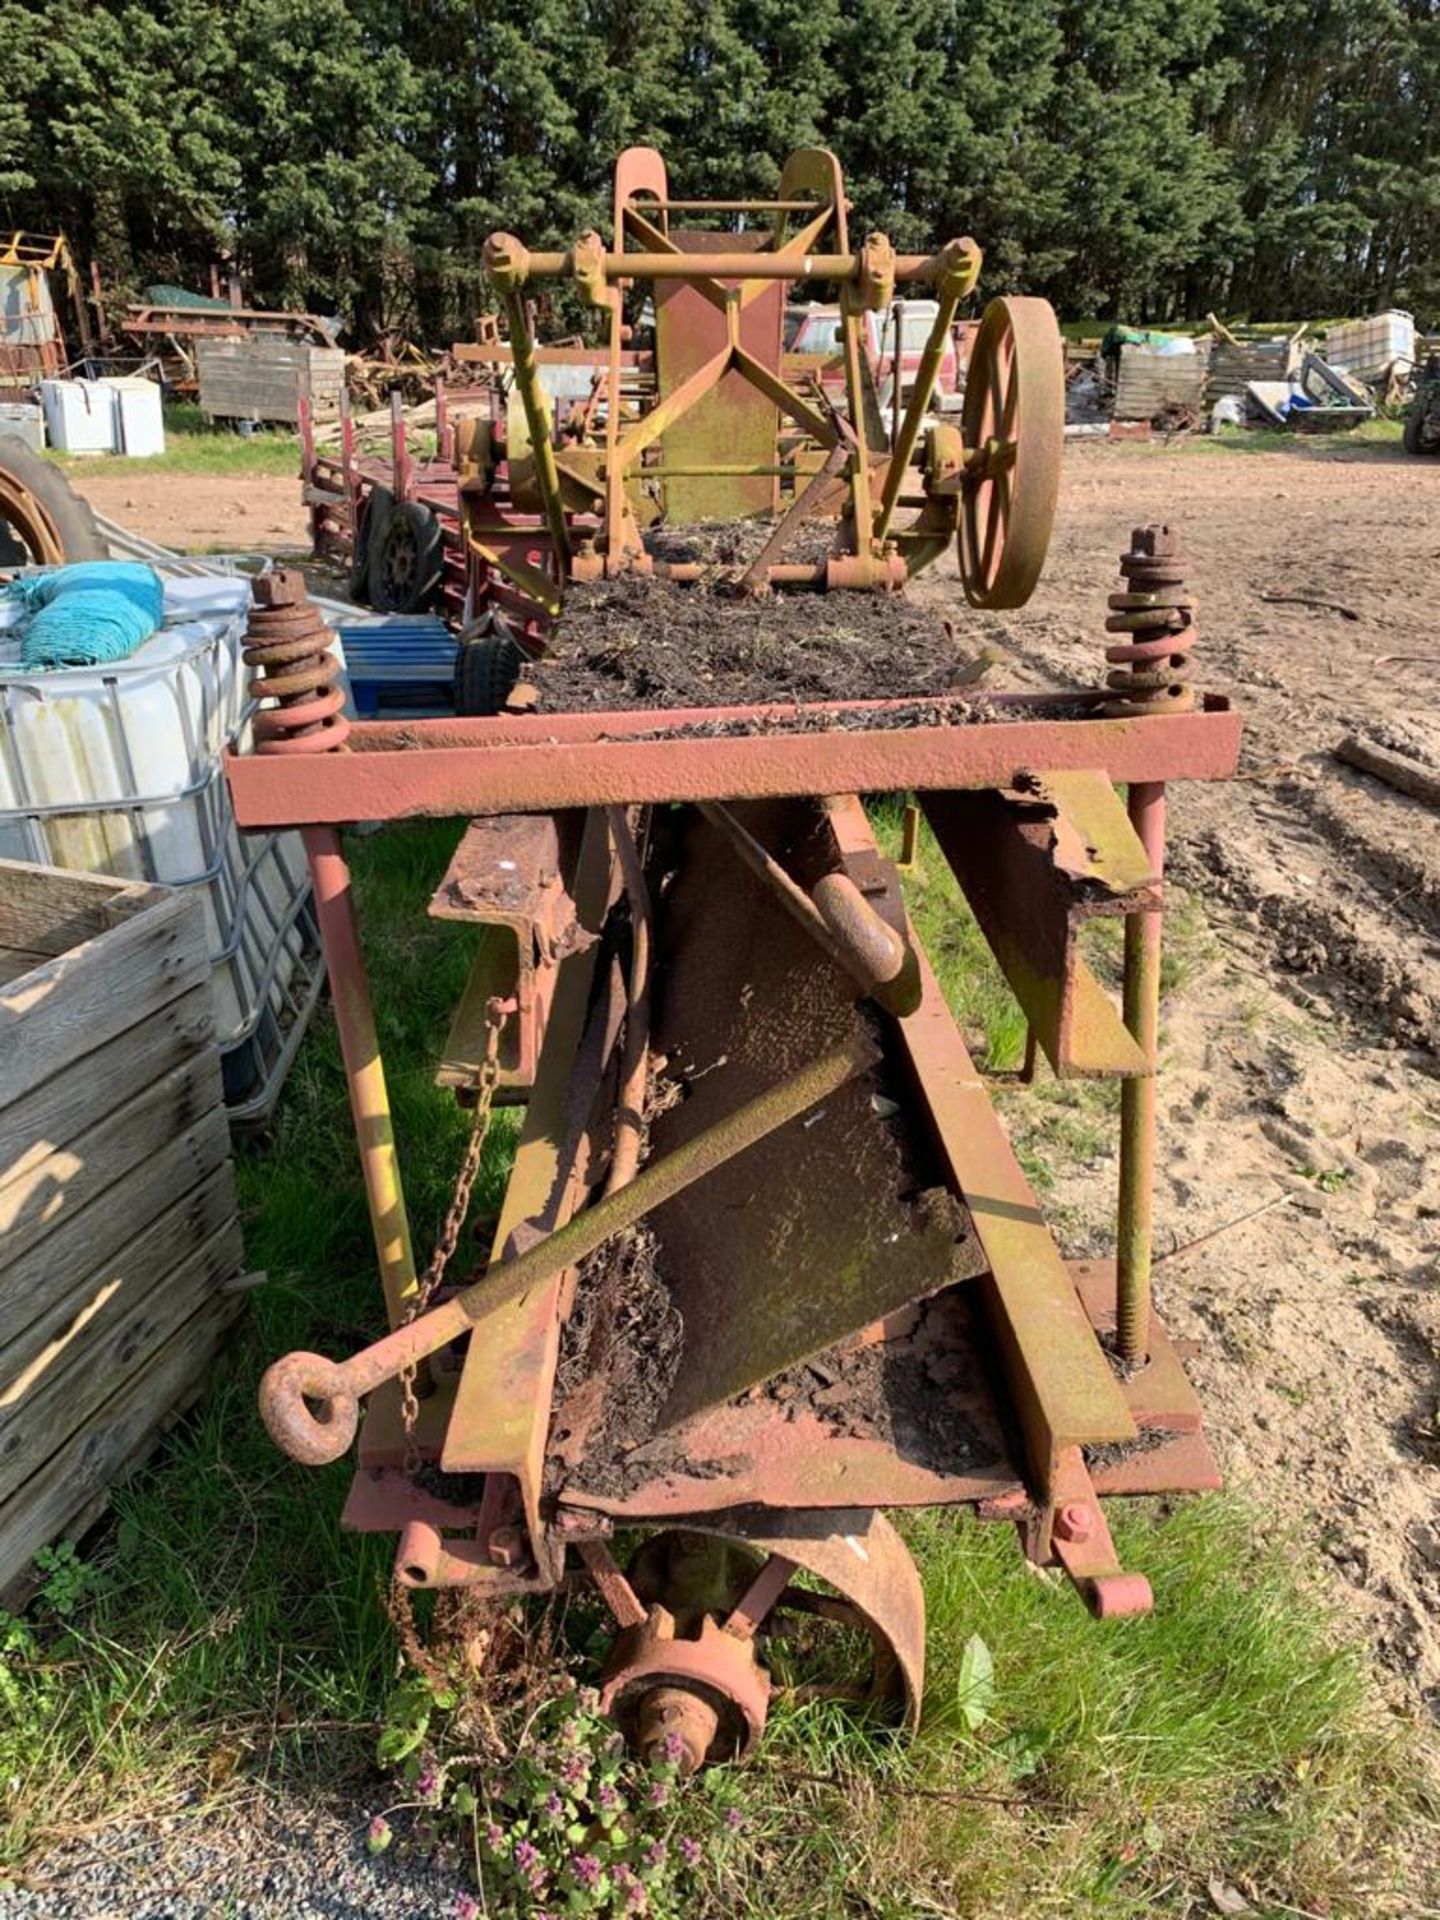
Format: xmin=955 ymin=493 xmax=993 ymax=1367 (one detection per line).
xmin=483 ymin=1821 xmax=506 ymax=1853
xmin=723 ymin=1806 xmax=745 ymax=1831
xmin=624 ymin=1884 xmax=648 ymax=1914
xmin=644 ymin=1839 xmax=667 ymax=1870
xmin=515 ymin=1839 xmax=541 ymax=1872
xmin=543 ymin=1790 xmax=565 ymax=1822
xmin=646 ymin=1779 xmax=670 ymax=1810
xmin=560 ymin=1751 xmax=589 ymax=1790
xmin=661 ymin=1732 xmax=684 ymax=1765
xmin=597 ymin=1781 xmax=622 ymax=1812
xmin=571 ymin=1852 xmax=603 ymax=1889
xmin=452 ymin=1896 xmax=480 ymax=1920
xmin=416 ymin=1766 xmax=438 ymax=1800
xmin=365 ymin=1815 xmax=391 ymax=1856
xmin=678 ymin=1836 xmax=702 ymax=1869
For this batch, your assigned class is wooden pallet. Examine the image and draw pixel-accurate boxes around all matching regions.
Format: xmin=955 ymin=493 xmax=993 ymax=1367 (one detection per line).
xmin=0 ymin=859 xmax=247 ymax=1595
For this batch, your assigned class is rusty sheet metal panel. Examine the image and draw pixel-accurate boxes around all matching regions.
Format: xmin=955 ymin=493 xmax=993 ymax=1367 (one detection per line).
xmin=643 ymin=805 xmax=986 ymax=1426
xmin=225 ymin=696 xmax=1242 ymax=829
xmin=923 ymin=771 xmax=1156 ymax=1078
xmin=654 ymin=232 xmax=786 ymax=522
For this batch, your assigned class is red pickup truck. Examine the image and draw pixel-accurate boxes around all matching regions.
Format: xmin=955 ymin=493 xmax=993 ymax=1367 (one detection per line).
xmin=784 ymin=300 xmax=974 ymax=413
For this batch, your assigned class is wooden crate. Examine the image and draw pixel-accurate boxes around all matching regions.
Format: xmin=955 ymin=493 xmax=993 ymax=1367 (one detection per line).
xmin=0 ymin=859 xmax=246 ymax=1594
xmin=197 ymin=337 xmax=346 ymax=424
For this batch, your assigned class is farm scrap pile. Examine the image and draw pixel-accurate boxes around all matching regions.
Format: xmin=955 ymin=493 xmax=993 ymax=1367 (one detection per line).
xmin=227 ymin=148 xmax=1242 ymax=1771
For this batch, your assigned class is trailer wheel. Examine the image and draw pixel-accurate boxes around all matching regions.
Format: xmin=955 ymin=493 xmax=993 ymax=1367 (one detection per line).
xmin=454 ymin=629 xmax=523 ymax=716
xmin=0 ymin=440 xmax=106 ymax=568
xmin=368 ymin=499 xmax=444 ymax=613
xmin=348 ymin=484 xmax=393 ymax=601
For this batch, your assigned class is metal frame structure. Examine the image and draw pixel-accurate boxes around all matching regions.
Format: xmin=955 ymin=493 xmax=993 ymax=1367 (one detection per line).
xmin=231 ymin=151 xmax=1242 ymax=1767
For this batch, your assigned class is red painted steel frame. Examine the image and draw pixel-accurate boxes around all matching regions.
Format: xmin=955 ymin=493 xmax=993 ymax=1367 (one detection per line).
xmin=227 ymin=694 xmax=1239 ymax=829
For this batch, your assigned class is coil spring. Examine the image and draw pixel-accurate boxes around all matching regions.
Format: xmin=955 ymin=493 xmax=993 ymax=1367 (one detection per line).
xmin=1102 ymin=524 xmax=1197 ymax=718
xmin=244 ymin=569 xmax=350 ymax=754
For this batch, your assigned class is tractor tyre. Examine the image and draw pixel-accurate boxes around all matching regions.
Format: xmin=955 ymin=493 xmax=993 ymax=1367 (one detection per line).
xmin=0 ymin=440 xmax=106 ymax=567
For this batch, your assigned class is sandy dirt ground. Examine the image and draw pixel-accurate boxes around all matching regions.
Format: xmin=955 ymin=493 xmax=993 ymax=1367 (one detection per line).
xmin=75 ymin=443 xmax=1440 ymax=1714
xmin=71 ymin=467 xmax=309 ymax=556
xmin=915 ymin=437 xmax=1440 ymax=1715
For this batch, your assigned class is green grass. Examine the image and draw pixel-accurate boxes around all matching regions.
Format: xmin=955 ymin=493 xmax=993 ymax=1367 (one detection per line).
xmin=1196 ymin=417 xmax=1404 ymax=456
xmin=0 ymin=820 xmax=1430 ymax=1914
xmin=46 ymin=401 xmax=301 ymax=477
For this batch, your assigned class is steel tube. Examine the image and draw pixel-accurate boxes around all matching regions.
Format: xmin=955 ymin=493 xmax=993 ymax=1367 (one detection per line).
xmin=1116 ymin=782 xmax=1165 ymax=1361
xmin=874 ymin=289 xmax=963 ymax=540
xmin=497 ymin=289 xmax=572 ymax=566
xmin=302 ymin=827 xmax=417 ymax=1328
xmin=259 ymin=1032 xmax=877 ymax=1464
xmin=523 ymin=250 xmax=944 ymax=285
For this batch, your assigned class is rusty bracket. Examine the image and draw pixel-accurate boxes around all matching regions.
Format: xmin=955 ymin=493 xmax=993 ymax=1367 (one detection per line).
xmin=430 ymin=811 xmax=589 ymax=1099
xmin=923 ymin=770 xmax=1159 ymax=1078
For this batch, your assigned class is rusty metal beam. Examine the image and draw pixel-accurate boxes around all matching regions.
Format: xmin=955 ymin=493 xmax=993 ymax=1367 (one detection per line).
xmin=226 ymin=698 xmax=1241 ymax=829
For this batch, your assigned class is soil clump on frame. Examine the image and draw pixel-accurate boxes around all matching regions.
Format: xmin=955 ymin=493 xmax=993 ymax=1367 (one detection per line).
xmin=529 ymin=564 xmax=984 ymax=714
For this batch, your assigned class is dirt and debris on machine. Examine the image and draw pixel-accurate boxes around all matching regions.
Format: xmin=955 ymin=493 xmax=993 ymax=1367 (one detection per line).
xmin=229 ymin=146 xmax=1242 ymax=1772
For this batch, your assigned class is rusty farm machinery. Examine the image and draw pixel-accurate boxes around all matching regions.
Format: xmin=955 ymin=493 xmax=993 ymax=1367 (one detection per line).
xmin=229 ymin=148 xmax=1241 ymax=1772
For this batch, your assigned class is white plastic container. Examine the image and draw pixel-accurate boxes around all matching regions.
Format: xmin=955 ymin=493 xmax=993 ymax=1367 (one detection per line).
xmin=0 ymin=575 xmax=321 ymax=1111
xmin=0 ymin=403 xmax=45 ymax=453
xmin=1324 ymin=311 xmax=1415 ymax=382
xmin=38 ymin=378 xmax=117 ymax=454
xmin=105 ymin=377 xmax=166 ymax=457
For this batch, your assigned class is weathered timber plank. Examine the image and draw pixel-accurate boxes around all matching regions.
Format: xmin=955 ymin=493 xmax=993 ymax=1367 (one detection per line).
xmin=0 ymin=1109 xmax=233 ymax=1342
xmin=0 ymin=860 xmax=155 ymax=960
xmin=0 ymin=888 xmax=208 ymax=1108
xmin=0 ymin=982 xmax=215 ymax=1184
xmin=0 ymin=1201 xmax=243 ymax=1506
xmin=0 ymin=1050 xmax=224 ymax=1269
xmin=0 ymin=1292 xmax=239 ymax=1591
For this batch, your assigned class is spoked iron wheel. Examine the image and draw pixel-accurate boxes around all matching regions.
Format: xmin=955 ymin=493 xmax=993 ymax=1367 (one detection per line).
xmin=958 ymin=295 xmax=1064 ymax=610
xmin=581 ymin=1510 xmax=924 ymax=1774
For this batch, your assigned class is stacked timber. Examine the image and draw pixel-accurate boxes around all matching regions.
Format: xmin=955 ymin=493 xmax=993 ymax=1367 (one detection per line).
xmin=197 ymin=337 xmax=346 ymax=424
xmin=0 ymin=858 xmax=245 ymax=1594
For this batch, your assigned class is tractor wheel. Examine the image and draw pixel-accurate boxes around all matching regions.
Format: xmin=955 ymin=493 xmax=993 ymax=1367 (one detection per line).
xmin=368 ymin=499 xmax=444 ymax=614
xmin=0 ymin=440 xmax=106 ymax=568
xmin=454 ymin=629 xmax=523 ymax=716
xmin=957 ymin=295 xmax=1064 ymax=609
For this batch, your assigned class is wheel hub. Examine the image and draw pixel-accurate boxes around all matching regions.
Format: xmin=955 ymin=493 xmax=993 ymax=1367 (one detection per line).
xmin=599 ymin=1605 xmax=771 ymax=1773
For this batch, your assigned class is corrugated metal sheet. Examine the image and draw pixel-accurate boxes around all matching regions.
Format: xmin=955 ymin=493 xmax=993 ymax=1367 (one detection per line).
xmin=196 ymin=340 xmax=346 ymax=424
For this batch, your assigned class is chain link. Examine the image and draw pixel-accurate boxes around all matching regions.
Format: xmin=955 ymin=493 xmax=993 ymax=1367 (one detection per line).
xmin=400 ymin=998 xmax=508 ymax=1470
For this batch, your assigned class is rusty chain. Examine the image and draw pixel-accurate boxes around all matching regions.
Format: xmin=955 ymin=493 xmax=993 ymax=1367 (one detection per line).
xmin=400 ymin=997 xmax=508 ymax=1469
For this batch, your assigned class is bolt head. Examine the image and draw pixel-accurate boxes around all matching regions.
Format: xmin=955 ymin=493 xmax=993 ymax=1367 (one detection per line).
xmin=487 ymin=1525 xmax=525 ymax=1569
xmin=1055 ymin=1501 xmax=1095 ymax=1544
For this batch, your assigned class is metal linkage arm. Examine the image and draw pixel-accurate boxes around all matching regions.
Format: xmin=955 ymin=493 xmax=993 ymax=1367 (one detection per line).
xmin=258 ymin=1033 xmax=878 ymax=1466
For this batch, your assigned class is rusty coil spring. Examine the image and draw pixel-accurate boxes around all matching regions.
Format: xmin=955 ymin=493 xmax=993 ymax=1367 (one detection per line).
xmin=244 ymin=568 xmax=350 ymax=753
xmin=1102 ymin=524 xmax=1197 ymax=718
